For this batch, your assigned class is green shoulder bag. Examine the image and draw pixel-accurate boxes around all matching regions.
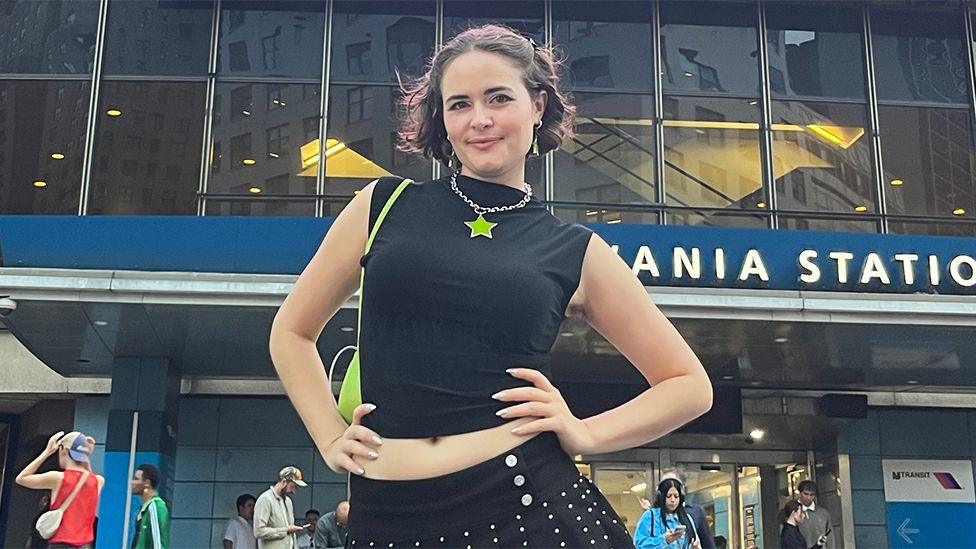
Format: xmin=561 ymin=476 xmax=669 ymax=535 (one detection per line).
xmin=333 ymin=178 xmax=413 ymax=424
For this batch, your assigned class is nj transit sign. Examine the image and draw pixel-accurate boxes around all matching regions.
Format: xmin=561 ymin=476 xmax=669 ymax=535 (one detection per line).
xmin=883 ymin=460 xmax=976 ymax=548
xmin=595 ymin=224 xmax=976 ymax=295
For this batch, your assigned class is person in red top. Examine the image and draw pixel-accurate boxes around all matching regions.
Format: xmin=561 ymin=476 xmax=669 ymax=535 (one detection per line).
xmin=16 ymin=430 xmax=105 ymax=549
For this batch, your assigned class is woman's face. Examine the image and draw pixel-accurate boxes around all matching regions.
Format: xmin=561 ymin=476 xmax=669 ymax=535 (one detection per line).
xmin=665 ymin=487 xmax=680 ymax=512
xmin=441 ymin=50 xmax=546 ymax=183
xmin=792 ymin=507 xmax=806 ymax=524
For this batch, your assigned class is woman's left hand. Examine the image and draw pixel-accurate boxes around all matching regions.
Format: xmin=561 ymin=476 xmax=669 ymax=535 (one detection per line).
xmin=493 ymin=368 xmax=596 ymax=455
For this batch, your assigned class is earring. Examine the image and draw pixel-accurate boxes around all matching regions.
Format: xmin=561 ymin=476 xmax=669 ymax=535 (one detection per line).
xmin=446 ymin=144 xmax=461 ymax=170
xmin=529 ymin=120 xmax=543 ymax=157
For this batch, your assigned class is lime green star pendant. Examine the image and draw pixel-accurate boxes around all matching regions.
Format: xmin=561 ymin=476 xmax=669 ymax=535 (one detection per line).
xmin=464 ymin=213 xmax=498 ymax=238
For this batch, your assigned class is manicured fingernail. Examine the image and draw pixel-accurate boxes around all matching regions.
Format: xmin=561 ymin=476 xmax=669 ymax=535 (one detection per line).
xmin=506 ymin=368 xmax=516 ymax=374
xmin=356 ymin=468 xmax=365 ymax=475
xmin=492 ymin=391 xmax=505 ymax=400
xmin=372 ymin=435 xmax=383 ymax=445
xmin=368 ymin=451 xmax=378 ymax=459
xmin=366 ymin=403 xmax=377 ymax=411
xmin=496 ymin=408 xmax=508 ymax=417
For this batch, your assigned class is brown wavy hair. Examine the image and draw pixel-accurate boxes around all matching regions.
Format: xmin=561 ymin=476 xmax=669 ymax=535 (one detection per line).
xmin=396 ymin=24 xmax=576 ymax=166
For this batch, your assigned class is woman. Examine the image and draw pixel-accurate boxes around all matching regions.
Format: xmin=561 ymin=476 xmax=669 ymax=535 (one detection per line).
xmin=270 ymin=24 xmax=711 ymax=548
xmin=16 ymin=431 xmax=104 ymax=549
xmin=634 ymin=479 xmax=700 ymax=549
xmin=780 ymin=501 xmax=826 ymax=549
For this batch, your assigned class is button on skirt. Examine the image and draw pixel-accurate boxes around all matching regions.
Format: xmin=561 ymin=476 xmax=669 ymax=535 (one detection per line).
xmin=347 ymin=433 xmax=635 ymax=548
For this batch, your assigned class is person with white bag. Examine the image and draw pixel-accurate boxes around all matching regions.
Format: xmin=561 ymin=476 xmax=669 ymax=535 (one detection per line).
xmin=16 ymin=431 xmax=104 ymax=548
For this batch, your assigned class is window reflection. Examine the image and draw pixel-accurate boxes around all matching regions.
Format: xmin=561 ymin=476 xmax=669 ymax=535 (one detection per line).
xmin=217 ymin=1 xmax=325 ymax=79
xmin=871 ymin=6 xmax=969 ymax=104
xmin=553 ymin=206 xmax=659 ymax=226
xmin=89 ymin=81 xmax=206 ymax=215
xmin=663 ymin=96 xmax=764 ymax=211
xmin=879 ymin=105 xmax=976 ymax=219
xmin=553 ymin=1 xmax=653 ymax=91
xmin=659 ymin=1 xmax=760 ymax=95
xmin=205 ymin=198 xmax=316 ymax=217
xmin=666 ymin=210 xmax=768 ymax=229
xmin=771 ymin=101 xmax=875 ymax=214
xmin=444 ymin=1 xmax=544 ymax=42
xmin=0 ymin=80 xmax=89 ymax=214
xmin=764 ymin=2 xmax=866 ymax=99
xmin=553 ymin=93 xmax=655 ymax=205
xmin=780 ymin=215 xmax=879 ymax=234
xmin=323 ymin=84 xmax=431 ymax=216
xmin=888 ymin=219 xmax=976 ymax=238
xmin=0 ymin=0 xmax=98 ymax=74
xmin=103 ymin=0 xmax=212 ymax=77
xmin=330 ymin=1 xmax=435 ymax=84
xmin=209 ymin=83 xmax=320 ymax=205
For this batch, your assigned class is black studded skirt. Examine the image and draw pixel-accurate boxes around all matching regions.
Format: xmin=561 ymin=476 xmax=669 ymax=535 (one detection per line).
xmin=347 ymin=432 xmax=635 ymax=549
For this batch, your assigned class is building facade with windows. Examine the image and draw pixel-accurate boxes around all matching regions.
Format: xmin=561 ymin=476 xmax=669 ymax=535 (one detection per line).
xmin=2 ymin=1 xmax=976 ymax=547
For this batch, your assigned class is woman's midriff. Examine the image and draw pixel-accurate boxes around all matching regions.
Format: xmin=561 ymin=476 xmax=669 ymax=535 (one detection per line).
xmin=362 ymin=417 xmax=543 ymax=480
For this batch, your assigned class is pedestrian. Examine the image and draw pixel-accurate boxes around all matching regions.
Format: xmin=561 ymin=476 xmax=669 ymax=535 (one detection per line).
xmin=780 ymin=500 xmax=826 ymax=549
xmin=15 ymin=431 xmax=104 ymax=549
xmin=270 ymin=23 xmax=711 ymax=548
xmin=640 ymin=469 xmax=715 ymax=549
xmin=313 ymin=501 xmax=348 ymax=549
xmin=223 ymin=493 xmax=257 ymax=549
xmin=130 ymin=463 xmax=169 ymax=549
xmin=634 ymin=479 xmax=700 ymax=549
xmin=253 ymin=466 xmax=308 ymax=549
xmin=796 ymin=480 xmax=833 ymax=548
xmin=296 ymin=509 xmax=319 ymax=549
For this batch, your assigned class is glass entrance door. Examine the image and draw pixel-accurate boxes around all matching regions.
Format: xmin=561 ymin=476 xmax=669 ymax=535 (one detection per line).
xmin=679 ymin=462 xmax=807 ymax=549
xmin=590 ymin=462 xmax=654 ymax=536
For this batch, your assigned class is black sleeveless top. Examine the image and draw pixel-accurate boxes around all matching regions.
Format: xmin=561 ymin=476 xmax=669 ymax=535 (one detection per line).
xmin=359 ymin=174 xmax=593 ymax=438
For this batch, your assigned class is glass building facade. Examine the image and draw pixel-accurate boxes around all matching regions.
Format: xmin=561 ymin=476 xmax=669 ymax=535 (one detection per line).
xmin=5 ymin=0 xmax=976 ymax=236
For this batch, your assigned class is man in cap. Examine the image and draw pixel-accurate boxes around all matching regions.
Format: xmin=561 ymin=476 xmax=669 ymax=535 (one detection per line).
xmin=254 ymin=466 xmax=309 ymax=549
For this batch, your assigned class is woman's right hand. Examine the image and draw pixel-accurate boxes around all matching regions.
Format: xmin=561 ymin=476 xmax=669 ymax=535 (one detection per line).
xmin=664 ymin=529 xmax=684 ymax=544
xmin=323 ymin=404 xmax=383 ymax=475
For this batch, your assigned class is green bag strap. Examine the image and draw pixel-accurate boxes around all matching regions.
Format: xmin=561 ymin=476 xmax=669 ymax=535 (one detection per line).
xmin=355 ymin=178 xmax=413 ymax=349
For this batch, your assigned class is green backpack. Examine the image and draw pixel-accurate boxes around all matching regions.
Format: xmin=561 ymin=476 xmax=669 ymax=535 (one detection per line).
xmin=334 ymin=178 xmax=413 ymax=424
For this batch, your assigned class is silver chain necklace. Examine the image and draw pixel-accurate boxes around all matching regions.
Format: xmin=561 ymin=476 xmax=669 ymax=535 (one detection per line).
xmin=449 ymin=170 xmax=533 ymax=239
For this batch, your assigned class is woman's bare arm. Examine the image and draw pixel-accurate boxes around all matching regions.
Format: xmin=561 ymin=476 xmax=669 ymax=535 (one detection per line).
xmin=577 ymin=234 xmax=713 ymax=454
xmin=269 ymin=182 xmax=375 ymax=459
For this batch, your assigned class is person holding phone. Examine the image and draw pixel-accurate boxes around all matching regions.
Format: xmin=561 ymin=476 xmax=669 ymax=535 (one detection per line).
xmin=634 ymin=479 xmax=701 ymax=549
xmin=780 ymin=500 xmax=827 ymax=549
xmin=254 ymin=467 xmax=308 ymax=549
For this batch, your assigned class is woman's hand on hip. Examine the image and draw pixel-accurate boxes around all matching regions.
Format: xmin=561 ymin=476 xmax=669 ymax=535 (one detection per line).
xmin=494 ymin=368 xmax=596 ymax=455
xmin=323 ymin=403 xmax=383 ymax=476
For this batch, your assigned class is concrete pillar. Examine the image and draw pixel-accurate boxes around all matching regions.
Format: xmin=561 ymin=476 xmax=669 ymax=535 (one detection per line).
xmin=96 ymin=358 xmax=179 ymax=549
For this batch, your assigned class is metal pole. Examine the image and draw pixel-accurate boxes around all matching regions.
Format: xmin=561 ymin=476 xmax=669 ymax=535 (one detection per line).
xmin=78 ymin=0 xmax=111 ymax=215
xmin=317 ymin=0 xmax=334 ymax=217
xmin=120 ymin=411 xmax=139 ymax=549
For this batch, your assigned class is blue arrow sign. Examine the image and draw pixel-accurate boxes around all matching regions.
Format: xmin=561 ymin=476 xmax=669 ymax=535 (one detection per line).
xmin=887 ymin=503 xmax=976 ymax=548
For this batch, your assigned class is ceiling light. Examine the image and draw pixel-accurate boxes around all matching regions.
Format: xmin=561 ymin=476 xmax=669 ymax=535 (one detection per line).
xmin=242 ymin=159 xmax=256 ymax=165
xmin=106 ymin=109 xmax=121 ymax=117
xmin=774 ymin=337 xmax=788 ymax=343
xmin=756 ymin=202 xmax=766 ymax=209
xmin=340 ymin=326 xmax=355 ymax=332
xmin=573 ymin=455 xmax=582 ymax=462
xmin=33 ymin=180 xmax=47 ymax=188
xmin=854 ymin=205 xmax=867 ymax=213
xmin=695 ymin=129 xmax=706 ymax=135
xmin=242 ymin=110 xmax=251 ymax=116
xmin=93 ymin=320 xmax=108 ymax=326
xmin=248 ymin=187 xmax=262 ymax=194
xmin=585 ymin=210 xmax=598 ymax=216
xmin=721 ymin=375 xmax=734 ymax=380
xmin=953 ymin=208 xmax=966 ymax=216
xmin=749 ymin=428 xmax=765 ymax=440
xmin=683 ymin=72 xmax=694 ymax=77
xmin=268 ymin=152 xmax=279 ymax=158
xmin=749 ymin=100 xmax=758 ymax=106
xmin=889 ymin=179 xmax=903 ymax=187
xmin=907 ymin=380 xmax=919 ymax=384
xmin=606 ymin=219 xmax=621 ymax=224
xmin=51 ymin=153 xmax=65 ymax=160
xmin=559 ymin=332 xmax=575 ymax=337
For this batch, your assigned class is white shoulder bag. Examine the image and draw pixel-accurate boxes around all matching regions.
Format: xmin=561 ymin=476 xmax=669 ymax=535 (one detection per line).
xmin=36 ymin=469 xmax=91 ymax=540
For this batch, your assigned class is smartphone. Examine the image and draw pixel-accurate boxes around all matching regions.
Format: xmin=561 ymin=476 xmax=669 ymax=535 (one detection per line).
xmin=672 ymin=525 xmax=687 ymax=535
